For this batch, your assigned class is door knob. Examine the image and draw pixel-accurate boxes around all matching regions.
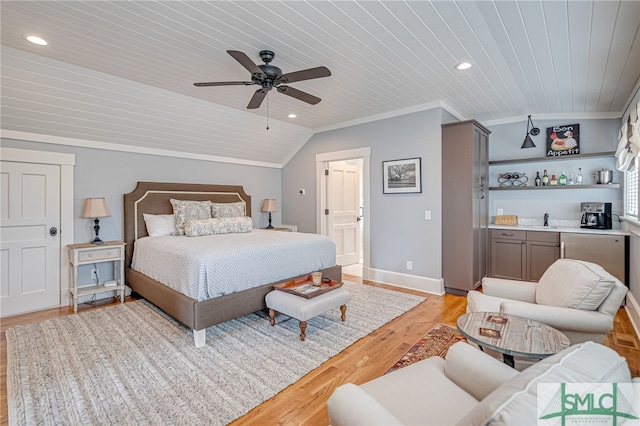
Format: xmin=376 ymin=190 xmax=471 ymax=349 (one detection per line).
xmin=49 ymin=227 xmax=58 ymax=236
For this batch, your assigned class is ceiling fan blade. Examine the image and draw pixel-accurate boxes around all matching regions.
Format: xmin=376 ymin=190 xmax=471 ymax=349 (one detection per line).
xmin=277 ymin=85 xmax=321 ymax=105
xmin=276 ymin=66 xmax=331 ymax=84
xmin=247 ymin=88 xmax=268 ymax=109
xmin=194 ymin=81 xmax=254 ymax=87
xmin=227 ymin=50 xmax=264 ymax=78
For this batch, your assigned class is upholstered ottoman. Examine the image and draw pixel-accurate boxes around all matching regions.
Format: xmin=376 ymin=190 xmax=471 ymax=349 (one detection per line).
xmin=265 ymin=287 xmax=350 ymax=341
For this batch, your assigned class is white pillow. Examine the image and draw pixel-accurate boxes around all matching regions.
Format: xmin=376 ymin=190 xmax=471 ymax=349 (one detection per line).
xmin=535 ymin=259 xmax=616 ymax=310
xmin=142 ymin=214 xmax=178 ymax=237
xmin=170 ymin=199 xmax=212 ymax=235
xmin=184 ymin=216 xmax=253 ymax=236
xmin=211 ymin=201 xmax=246 ymax=218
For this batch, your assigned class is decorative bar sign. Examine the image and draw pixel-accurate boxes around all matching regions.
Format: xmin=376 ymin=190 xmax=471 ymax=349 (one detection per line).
xmin=546 ymin=123 xmax=580 ymax=157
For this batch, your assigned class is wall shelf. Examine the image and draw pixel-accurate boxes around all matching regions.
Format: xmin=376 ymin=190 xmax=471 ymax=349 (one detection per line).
xmin=489 ymin=184 xmax=620 ymax=191
xmin=489 ymin=151 xmax=615 ymax=166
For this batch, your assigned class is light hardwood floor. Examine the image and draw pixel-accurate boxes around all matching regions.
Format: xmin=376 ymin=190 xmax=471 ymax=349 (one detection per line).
xmin=1 ymin=274 xmax=638 ymax=425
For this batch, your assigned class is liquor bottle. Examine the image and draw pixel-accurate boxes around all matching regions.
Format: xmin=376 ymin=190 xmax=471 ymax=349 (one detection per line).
xmin=542 ymin=170 xmax=549 ymax=186
xmin=576 ymin=168 xmax=583 ymax=185
xmin=535 ymin=171 xmax=541 ymax=186
xmin=558 ymin=171 xmax=567 ymax=186
xmin=550 ymin=174 xmax=557 ymax=186
xmin=568 ymin=174 xmax=574 ymax=185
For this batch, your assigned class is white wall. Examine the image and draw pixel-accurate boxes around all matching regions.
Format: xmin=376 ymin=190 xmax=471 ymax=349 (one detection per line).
xmin=282 ymin=107 xmax=445 ymax=283
xmin=487 ymin=118 xmax=623 ymax=223
xmin=0 ymin=138 xmax=282 ymax=240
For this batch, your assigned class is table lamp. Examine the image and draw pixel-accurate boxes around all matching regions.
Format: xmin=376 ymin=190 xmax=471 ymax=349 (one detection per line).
xmin=261 ymin=199 xmax=277 ymax=229
xmin=82 ymin=197 xmax=111 ymax=244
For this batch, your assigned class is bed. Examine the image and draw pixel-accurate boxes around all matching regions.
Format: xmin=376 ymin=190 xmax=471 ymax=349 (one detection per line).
xmin=124 ymin=181 xmax=341 ymax=347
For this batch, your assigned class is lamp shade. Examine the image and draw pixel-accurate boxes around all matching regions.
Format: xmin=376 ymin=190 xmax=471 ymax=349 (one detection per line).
xmin=521 ymin=134 xmax=536 ymax=149
xmin=82 ymin=198 xmax=111 ymax=219
xmin=261 ymin=199 xmax=278 ymax=213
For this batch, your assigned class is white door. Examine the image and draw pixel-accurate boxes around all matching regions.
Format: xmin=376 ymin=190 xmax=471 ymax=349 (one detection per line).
xmin=1 ymin=161 xmax=61 ymax=316
xmin=327 ymin=161 xmax=361 ymax=266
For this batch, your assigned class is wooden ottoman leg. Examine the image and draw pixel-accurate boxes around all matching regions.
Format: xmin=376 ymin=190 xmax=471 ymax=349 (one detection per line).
xmin=340 ymin=304 xmax=347 ymax=322
xmin=299 ymin=321 xmax=307 ymax=341
xmin=269 ymin=309 xmax=276 ymax=326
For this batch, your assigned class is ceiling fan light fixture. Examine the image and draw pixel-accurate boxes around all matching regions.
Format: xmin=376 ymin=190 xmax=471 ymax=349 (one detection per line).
xmin=26 ymin=35 xmax=47 ymax=46
xmin=194 ymin=49 xmax=330 ymax=110
xmin=521 ymin=114 xmax=539 ymax=149
xmin=454 ymin=61 xmax=472 ymax=70
xmin=288 ymin=113 xmax=296 ymax=118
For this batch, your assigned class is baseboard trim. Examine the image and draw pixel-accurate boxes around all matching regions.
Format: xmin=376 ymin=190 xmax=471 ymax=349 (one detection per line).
xmin=364 ymin=267 xmax=445 ymax=295
xmin=625 ymin=292 xmax=640 ymax=340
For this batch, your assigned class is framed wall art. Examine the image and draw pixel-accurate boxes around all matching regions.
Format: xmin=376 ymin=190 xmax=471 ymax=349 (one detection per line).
xmin=546 ymin=123 xmax=580 ymax=157
xmin=382 ymin=157 xmax=422 ymax=194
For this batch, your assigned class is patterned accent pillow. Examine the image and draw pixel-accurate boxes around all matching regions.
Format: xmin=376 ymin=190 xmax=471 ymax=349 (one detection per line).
xmin=211 ymin=201 xmax=246 ymax=218
xmin=185 ymin=216 xmax=253 ymax=236
xmin=170 ymin=199 xmax=212 ymax=235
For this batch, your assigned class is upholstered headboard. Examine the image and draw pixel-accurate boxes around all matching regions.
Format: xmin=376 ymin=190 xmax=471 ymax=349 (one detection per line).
xmin=123 ymin=182 xmax=251 ymax=267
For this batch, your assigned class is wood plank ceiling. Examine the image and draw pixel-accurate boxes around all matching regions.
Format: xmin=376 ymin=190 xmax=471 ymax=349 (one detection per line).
xmin=1 ymin=1 xmax=639 ymax=166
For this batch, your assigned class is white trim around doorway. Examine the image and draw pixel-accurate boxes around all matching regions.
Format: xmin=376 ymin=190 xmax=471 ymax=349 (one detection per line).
xmin=0 ymin=147 xmax=75 ymax=306
xmin=316 ymin=147 xmax=371 ymax=280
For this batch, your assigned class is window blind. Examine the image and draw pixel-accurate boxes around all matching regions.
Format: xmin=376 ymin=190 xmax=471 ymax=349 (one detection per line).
xmin=626 ymin=167 xmax=639 ymax=218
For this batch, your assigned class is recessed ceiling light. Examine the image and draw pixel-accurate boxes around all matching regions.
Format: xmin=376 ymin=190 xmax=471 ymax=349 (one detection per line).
xmin=26 ymin=35 xmax=48 ymax=46
xmin=288 ymin=113 xmax=296 ymax=118
xmin=454 ymin=62 xmax=472 ymax=70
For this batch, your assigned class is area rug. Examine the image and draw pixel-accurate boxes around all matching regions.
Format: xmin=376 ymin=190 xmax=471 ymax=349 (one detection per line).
xmin=386 ymin=323 xmax=466 ymax=374
xmin=6 ymin=281 xmax=425 ymax=426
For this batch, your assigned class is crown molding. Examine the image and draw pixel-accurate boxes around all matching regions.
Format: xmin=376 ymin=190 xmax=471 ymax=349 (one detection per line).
xmin=483 ymin=112 xmax=622 ymax=127
xmin=311 ymin=101 xmax=460 ymax=135
xmin=0 ymin=129 xmax=282 ymax=169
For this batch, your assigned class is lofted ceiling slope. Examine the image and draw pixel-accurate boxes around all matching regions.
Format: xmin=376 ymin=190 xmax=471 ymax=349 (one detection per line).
xmin=1 ymin=1 xmax=639 ymax=166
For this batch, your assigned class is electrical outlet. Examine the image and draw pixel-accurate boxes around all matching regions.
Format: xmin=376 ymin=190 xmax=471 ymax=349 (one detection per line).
xmin=406 ymin=261 xmax=413 ymax=270
xmin=424 ymin=210 xmax=431 ymax=220
xmin=497 ymin=208 xmax=504 ymax=216
xmin=91 ymin=269 xmax=98 ymax=283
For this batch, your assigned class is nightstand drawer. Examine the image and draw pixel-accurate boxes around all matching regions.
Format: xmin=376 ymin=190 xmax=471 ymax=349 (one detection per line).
xmin=78 ymin=247 xmax=122 ymax=262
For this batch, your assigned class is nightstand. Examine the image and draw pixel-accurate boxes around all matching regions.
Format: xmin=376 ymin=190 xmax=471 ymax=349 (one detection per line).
xmin=67 ymin=241 xmax=126 ymax=313
xmin=264 ymin=224 xmax=297 ymax=232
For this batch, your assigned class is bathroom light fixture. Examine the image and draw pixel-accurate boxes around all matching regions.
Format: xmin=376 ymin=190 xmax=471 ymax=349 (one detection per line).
xmin=261 ymin=199 xmax=277 ymax=229
xmin=454 ymin=61 xmax=472 ymax=70
xmin=521 ymin=115 xmax=540 ymax=149
xmin=288 ymin=113 xmax=296 ymax=118
xmin=82 ymin=197 xmax=111 ymax=244
xmin=26 ymin=35 xmax=48 ymax=45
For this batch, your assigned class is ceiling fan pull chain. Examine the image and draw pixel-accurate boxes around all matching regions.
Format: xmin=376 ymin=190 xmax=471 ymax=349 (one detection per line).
xmin=266 ymin=94 xmax=269 ymax=130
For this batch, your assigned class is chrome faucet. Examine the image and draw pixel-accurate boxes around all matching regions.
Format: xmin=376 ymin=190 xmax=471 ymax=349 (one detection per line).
xmin=544 ymin=213 xmax=549 ymax=227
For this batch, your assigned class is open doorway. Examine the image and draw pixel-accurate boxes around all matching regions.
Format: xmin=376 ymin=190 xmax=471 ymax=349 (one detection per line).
xmin=316 ymin=148 xmax=371 ymax=279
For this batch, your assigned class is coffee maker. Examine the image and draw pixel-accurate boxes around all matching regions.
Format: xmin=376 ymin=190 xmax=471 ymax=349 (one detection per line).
xmin=580 ymin=202 xmax=612 ymax=229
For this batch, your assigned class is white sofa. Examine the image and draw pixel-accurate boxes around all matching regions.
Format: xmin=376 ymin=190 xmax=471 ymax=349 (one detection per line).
xmin=467 ymin=259 xmax=628 ymax=344
xmin=327 ymin=341 xmax=636 ymax=425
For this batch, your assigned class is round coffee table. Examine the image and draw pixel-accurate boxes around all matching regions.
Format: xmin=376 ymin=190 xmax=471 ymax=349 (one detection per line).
xmin=456 ymin=312 xmax=570 ymax=368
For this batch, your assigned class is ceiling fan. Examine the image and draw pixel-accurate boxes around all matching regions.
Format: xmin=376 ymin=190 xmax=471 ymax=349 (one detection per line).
xmin=194 ymin=50 xmax=331 ymax=109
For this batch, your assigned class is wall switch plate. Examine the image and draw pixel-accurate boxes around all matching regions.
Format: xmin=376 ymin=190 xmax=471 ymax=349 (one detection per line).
xmin=406 ymin=261 xmax=413 ymax=270
xmin=425 ymin=210 xmax=431 ymax=220
xmin=497 ymin=208 xmax=504 ymax=215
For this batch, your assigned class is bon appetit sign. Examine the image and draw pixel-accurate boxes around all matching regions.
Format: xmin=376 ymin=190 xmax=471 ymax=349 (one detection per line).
xmin=546 ymin=123 xmax=580 ymax=157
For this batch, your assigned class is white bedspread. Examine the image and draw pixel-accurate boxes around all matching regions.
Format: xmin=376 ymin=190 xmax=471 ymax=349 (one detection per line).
xmin=131 ymin=229 xmax=336 ymax=301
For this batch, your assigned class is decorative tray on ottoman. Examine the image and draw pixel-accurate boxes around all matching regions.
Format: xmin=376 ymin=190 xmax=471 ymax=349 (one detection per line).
xmin=273 ymin=275 xmax=343 ymax=299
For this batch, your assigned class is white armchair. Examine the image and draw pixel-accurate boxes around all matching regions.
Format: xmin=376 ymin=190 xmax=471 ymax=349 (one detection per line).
xmin=467 ymin=259 xmax=628 ymax=344
xmin=327 ymin=341 xmax=635 ymax=425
